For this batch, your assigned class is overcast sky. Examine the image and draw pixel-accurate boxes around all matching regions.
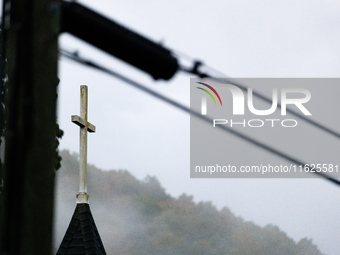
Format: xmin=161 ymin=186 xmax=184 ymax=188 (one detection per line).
xmin=57 ymin=1 xmax=340 ymax=254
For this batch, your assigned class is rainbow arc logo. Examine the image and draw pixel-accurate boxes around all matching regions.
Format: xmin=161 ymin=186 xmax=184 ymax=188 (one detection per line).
xmin=196 ymin=82 xmax=222 ymax=115
xmin=196 ymin=82 xmax=222 ymax=106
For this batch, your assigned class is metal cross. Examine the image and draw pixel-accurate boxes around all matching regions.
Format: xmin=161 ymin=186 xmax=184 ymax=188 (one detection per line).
xmin=72 ymin=85 xmax=96 ymax=203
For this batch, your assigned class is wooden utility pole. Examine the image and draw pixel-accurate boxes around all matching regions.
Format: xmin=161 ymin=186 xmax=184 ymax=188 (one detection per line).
xmin=1 ymin=0 xmax=60 ymax=254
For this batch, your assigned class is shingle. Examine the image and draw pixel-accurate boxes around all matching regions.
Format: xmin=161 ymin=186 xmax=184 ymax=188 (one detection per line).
xmin=57 ymin=246 xmax=66 ymax=254
xmin=70 ymin=218 xmax=79 ymax=226
xmin=56 ymin=203 xmax=107 ymax=255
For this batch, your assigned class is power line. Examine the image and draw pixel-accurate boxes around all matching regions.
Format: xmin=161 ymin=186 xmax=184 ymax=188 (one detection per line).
xmin=60 ymin=49 xmax=340 ymax=187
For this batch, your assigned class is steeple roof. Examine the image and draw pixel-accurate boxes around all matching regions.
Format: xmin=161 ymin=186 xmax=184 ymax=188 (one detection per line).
xmin=56 ymin=203 xmax=106 ymax=255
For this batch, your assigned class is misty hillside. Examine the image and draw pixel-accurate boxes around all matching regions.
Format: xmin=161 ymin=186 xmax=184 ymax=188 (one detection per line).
xmin=54 ymin=150 xmax=324 ymax=255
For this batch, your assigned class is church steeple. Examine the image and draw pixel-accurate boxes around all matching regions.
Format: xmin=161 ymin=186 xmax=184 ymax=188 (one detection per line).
xmin=57 ymin=85 xmax=106 ymax=255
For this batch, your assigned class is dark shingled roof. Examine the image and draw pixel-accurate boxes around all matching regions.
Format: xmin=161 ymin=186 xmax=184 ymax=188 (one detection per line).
xmin=57 ymin=203 xmax=107 ymax=255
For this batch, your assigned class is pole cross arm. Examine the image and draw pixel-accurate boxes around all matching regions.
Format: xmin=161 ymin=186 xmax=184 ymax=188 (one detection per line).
xmin=61 ymin=1 xmax=179 ymax=81
xmin=71 ymin=115 xmax=96 ymax=133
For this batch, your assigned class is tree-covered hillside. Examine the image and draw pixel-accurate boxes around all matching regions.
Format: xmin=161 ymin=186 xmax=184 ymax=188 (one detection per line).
xmin=54 ymin=150 xmax=324 ymax=255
